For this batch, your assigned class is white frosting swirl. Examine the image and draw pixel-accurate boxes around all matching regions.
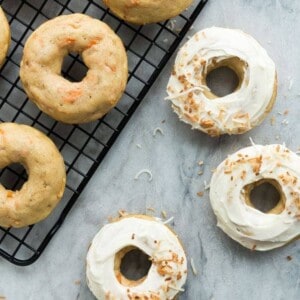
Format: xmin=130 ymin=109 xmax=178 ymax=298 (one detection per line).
xmin=209 ymin=144 xmax=300 ymax=251
xmin=86 ymin=216 xmax=187 ymax=299
xmin=166 ymin=27 xmax=276 ymax=136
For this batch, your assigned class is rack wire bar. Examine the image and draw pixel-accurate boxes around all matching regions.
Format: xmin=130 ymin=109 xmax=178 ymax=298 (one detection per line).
xmin=0 ymin=0 xmax=208 ymax=266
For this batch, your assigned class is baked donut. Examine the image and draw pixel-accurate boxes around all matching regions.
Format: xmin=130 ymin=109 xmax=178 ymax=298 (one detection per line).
xmin=166 ymin=27 xmax=277 ymax=136
xmin=0 ymin=123 xmax=66 ymax=228
xmin=20 ymin=13 xmax=128 ymax=124
xmin=0 ymin=6 xmax=10 ymax=67
xmin=103 ymin=0 xmax=193 ymax=24
xmin=86 ymin=215 xmax=187 ymax=299
xmin=209 ymin=144 xmax=300 ymax=251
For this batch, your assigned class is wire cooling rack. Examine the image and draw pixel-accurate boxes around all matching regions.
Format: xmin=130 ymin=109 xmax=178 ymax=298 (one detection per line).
xmin=0 ymin=0 xmax=208 ymax=265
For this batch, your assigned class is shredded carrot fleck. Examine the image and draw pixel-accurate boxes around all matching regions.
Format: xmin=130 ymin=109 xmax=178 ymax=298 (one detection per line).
xmin=87 ymin=37 xmax=102 ymax=48
xmin=6 ymin=191 xmax=13 ymax=198
xmin=105 ymin=63 xmax=117 ymax=72
xmin=38 ymin=38 xmax=45 ymax=47
xmin=63 ymin=89 xmax=83 ymax=104
xmin=64 ymin=37 xmax=76 ymax=45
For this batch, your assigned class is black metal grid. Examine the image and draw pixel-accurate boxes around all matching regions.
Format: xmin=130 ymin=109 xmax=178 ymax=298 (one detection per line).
xmin=0 ymin=0 xmax=208 ymax=266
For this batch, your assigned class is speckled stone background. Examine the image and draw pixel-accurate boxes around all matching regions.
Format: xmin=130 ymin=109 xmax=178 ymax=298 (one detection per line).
xmin=0 ymin=0 xmax=299 ymax=299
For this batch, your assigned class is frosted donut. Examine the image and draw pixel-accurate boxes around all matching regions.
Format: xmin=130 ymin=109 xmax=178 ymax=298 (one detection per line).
xmin=103 ymin=0 xmax=193 ymax=25
xmin=0 ymin=123 xmax=66 ymax=228
xmin=20 ymin=13 xmax=128 ymax=124
xmin=86 ymin=215 xmax=187 ymax=299
xmin=166 ymin=27 xmax=277 ymax=136
xmin=0 ymin=6 xmax=10 ymax=67
xmin=209 ymin=144 xmax=300 ymax=251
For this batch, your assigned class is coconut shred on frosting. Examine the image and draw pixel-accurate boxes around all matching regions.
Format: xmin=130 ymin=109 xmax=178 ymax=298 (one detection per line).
xmin=209 ymin=144 xmax=300 ymax=251
xmin=166 ymin=27 xmax=277 ymax=136
xmin=86 ymin=216 xmax=187 ymax=299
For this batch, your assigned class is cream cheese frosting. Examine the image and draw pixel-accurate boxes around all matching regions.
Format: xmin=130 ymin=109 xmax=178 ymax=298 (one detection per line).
xmin=209 ymin=144 xmax=300 ymax=251
xmin=86 ymin=216 xmax=187 ymax=299
xmin=166 ymin=27 xmax=277 ymax=136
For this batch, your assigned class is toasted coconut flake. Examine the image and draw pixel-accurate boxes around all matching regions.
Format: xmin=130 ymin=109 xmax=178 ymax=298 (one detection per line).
xmin=165 ymin=86 xmax=210 ymax=100
xmin=118 ymin=210 xmax=127 ymax=217
xmin=147 ymin=207 xmax=156 ymax=212
xmin=190 ymin=257 xmax=198 ymax=275
xmin=197 ymin=191 xmax=204 ymax=197
xmin=169 ymin=286 xmax=185 ymax=292
xmin=161 ymin=210 xmax=167 ymax=219
xmin=288 ymin=78 xmax=293 ymax=90
xmin=163 ymin=216 xmax=174 ymax=225
xmin=198 ymin=160 xmax=204 ymax=166
xmin=168 ymin=20 xmax=177 ymax=31
xmin=134 ymin=169 xmax=153 ymax=182
xmin=270 ymin=115 xmax=276 ymax=125
xmin=204 ymin=180 xmax=210 ymax=190
xmin=249 ymin=137 xmax=256 ymax=146
xmin=153 ymin=127 xmax=164 ymax=137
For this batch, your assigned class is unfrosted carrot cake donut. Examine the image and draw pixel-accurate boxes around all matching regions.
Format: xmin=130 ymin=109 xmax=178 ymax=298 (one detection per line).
xmin=86 ymin=215 xmax=187 ymax=299
xmin=20 ymin=13 xmax=128 ymax=124
xmin=166 ymin=27 xmax=277 ymax=136
xmin=0 ymin=6 xmax=10 ymax=67
xmin=0 ymin=123 xmax=66 ymax=228
xmin=210 ymin=144 xmax=300 ymax=251
xmin=103 ymin=0 xmax=193 ymax=24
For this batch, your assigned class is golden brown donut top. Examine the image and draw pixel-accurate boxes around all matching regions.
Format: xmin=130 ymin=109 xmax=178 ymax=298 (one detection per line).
xmin=20 ymin=13 xmax=128 ymax=124
xmin=0 ymin=123 xmax=66 ymax=228
xmin=0 ymin=6 xmax=10 ymax=67
xmin=103 ymin=0 xmax=193 ymax=24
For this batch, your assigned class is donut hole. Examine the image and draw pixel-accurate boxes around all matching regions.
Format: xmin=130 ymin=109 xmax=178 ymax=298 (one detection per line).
xmin=244 ymin=179 xmax=285 ymax=214
xmin=204 ymin=57 xmax=247 ymax=98
xmin=206 ymin=67 xmax=239 ymax=97
xmin=0 ymin=163 xmax=28 ymax=191
xmin=61 ymin=52 xmax=88 ymax=82
xmin=114 ymin=246 xmax=152 ymax=287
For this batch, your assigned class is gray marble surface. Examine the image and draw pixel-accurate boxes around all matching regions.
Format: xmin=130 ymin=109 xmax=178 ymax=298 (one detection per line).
xmin=1 ymin=0 xmax=300 ymax=299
